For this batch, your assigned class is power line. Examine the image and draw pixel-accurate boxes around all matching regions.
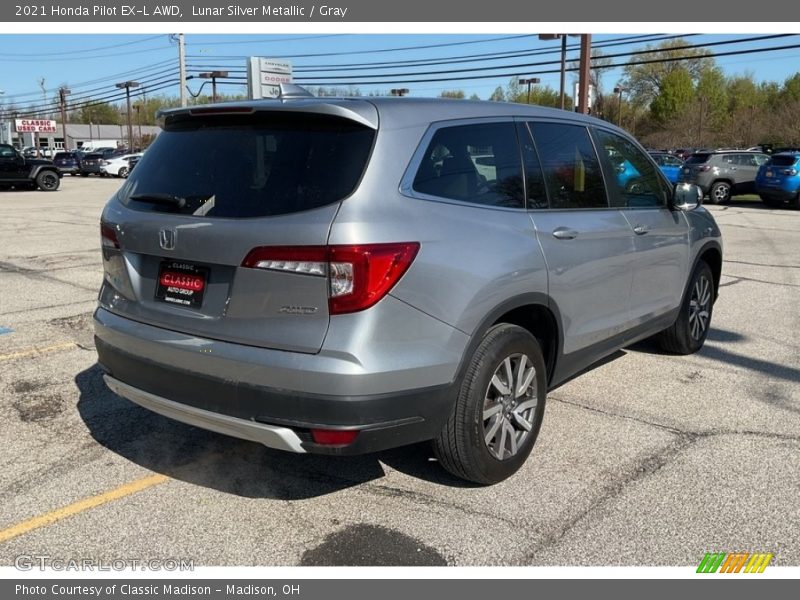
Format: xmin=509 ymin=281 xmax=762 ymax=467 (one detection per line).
xmin=184 ymin=34 xmax=794 ymax=87
xmin=0 ymin=34 xmax=166 ymax=58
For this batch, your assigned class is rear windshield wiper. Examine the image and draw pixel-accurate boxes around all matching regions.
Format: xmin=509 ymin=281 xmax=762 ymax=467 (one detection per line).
xmin=130 ymin=193 xmax=187 ymax=209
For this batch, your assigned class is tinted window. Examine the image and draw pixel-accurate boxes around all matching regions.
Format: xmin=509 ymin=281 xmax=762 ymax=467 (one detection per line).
xmin=517 ymin=123 xmax=548 ymax=209
xmin=595 ymin=129 xmax=668 ymax=208
xmin=118 ymin=112 xmax=375 ymax=218
xmin=685 ymin=154 xmax=710 ymax=165
xmin=0 ymin=146 xmax=16 ymax=158
xmin=413 ymin=122 xmax=523 ymax=208
xmin=529 ymin=122 xmax=607 ymax=209
xmin=662 ymin=155 xmax=683 ymax=166
xmin=754 ymin=153 xmax=770 ymax=166
xmin=769 ymin=155 xmax=798 ymax=167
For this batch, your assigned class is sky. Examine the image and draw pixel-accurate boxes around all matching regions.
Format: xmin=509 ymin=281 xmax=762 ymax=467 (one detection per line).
xmin=1 ymin=33 xmax=800 ymax=112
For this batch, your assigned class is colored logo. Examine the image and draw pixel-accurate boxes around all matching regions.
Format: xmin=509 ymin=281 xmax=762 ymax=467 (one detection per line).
xmin=697 ymin=552 xmax=773 ymax=573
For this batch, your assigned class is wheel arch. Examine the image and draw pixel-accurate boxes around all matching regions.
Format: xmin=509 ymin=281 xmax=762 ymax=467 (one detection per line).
xmin=460 ymin=293 xmax=563 ymax=389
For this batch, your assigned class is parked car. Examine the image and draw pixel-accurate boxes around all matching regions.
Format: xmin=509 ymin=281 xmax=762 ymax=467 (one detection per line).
xmin=94 ymin=90 xmax=722 ymax=484
xmin=101 ymin=153 xmax=141 ymax=178
xmin=0 ymin=143 xmax=61 ymax=191
xmin=678 ymin=150 xmax=770 ymax=203
xmin=649 ymin=152 xmax=684 ymax=184
xmin=53 ymin=151 xmax=82 ymax=176
xmin=755 ymin=152 xmax=800 ymax=208
xmin=80 ymin=149 xmax=123 ymax=177
xmin=127 ymin=154 xmax=141 ymax=174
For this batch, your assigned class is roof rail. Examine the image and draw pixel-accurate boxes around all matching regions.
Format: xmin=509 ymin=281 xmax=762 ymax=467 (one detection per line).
xmin=279 ymin=84 xmax=315 ymax=100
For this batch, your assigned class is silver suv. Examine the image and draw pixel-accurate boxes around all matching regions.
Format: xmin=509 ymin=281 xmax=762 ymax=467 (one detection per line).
xmin=679 ymin=150 xmax=769 ymax=204
xmin=94 ymin=88 xmax=722 ymax=484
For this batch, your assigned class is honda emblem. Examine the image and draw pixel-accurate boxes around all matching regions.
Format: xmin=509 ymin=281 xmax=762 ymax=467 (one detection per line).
xmin=159 ymin=228 xmax=176 ymax=250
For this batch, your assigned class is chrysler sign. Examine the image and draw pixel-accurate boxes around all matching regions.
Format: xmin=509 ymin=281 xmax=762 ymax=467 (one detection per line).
xmin=15 ymin=119 xmax=57 ymax=133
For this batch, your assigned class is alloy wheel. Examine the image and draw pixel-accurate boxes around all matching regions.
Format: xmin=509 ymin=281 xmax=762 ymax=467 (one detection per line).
xmin=689 ymin=275 xmax=712 ymax=340
xmin=482 ymin=353 xmax=538 ymax=460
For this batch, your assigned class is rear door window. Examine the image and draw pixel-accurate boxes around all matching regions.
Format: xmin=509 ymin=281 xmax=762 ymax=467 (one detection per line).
xmin=412 ymin=121 xmax=524 ymax=208
xmin=528 ymin=122 xmax=608 ymax=209
xmin=685 ymin=154 xmax=710 ymax=165
xmin=119 ymin=112 xmax=376 ymax=218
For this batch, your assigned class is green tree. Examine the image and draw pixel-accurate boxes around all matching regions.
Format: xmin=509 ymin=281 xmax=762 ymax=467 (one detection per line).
xmin=489 ymin=86 xmax=506 ymax=102
xmin=649 ymin=68 xmax=694 ymax=123
xmin=70 ymin=101 xmax=121 ymax=125
xmin=439 ymin=90 xmax=466 ymax=99
xmin=622 ymin=38 xmax=714 ymax=104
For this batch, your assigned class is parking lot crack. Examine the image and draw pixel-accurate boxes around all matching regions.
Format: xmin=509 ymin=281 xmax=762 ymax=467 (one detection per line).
xmin=522 ymin=433 xmax=697 ymax=562
xmin=549 ymin=395 xmax=688 ymax=435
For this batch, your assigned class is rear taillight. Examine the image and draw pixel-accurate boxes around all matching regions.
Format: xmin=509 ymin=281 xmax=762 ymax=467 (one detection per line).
xmin=242 ymin=242 xmax=420 ymax=315
xmin=100 ymin=222 xmax=120 ymax=249
xmin=783 ymin=168 xmax=798 ymax=176
xmin=699 ymin=165 xmax=711 ymax=172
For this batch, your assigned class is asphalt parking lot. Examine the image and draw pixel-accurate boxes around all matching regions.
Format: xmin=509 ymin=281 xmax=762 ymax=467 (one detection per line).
xmin=0 ymin=177 xmax=798 ymax=567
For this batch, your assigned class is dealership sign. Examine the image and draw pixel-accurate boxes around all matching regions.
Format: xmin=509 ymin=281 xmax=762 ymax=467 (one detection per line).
xmin=247 ymin=57 xmax=293 ymax=99
xmin=15 ymin=119 xmax=57 ymax=133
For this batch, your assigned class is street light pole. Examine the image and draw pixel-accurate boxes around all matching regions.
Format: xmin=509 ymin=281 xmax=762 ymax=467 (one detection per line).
xmin=613 ymin=86 xmax=626 ymax=127
xmin=115 ymin=81 xmax=140 ymax=151
xmin=519 ymin=77 xmax=540 ymax=104
xmin=198 ymin=71 xmax=229 ymax=103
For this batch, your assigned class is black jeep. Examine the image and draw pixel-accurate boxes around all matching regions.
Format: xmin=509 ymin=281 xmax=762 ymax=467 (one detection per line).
xmin=0 ymin=143 xmax=61 ymax=191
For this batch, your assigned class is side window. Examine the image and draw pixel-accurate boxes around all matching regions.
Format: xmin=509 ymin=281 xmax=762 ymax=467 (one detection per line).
xmin=594 ymin=129 xmax=669 ymax=208
xmin=528 ymin=122 xmax=607 ymax=209
xmin=755 ymin=154 xmax=770 ymax=166
xmin=412 ymin=122 xmax=524 ymax=208
xmin=666 ymin=155 xmax=683 ymax=167
xmin=517 ymin=123 xmax=549 ymax=209
xmin=0 ymin=145 xmax=16 ymax=159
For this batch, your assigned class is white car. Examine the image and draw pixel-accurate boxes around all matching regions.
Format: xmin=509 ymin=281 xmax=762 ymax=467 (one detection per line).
xmin=100 ymin=153 xmax=141 ymax=178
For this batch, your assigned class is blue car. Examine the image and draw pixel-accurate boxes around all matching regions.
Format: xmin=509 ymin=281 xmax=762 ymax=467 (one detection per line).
xmin=756 ymin=152 xmax=800 ymax=208
xmin=649 ymin=152 xmax=684 ymax=184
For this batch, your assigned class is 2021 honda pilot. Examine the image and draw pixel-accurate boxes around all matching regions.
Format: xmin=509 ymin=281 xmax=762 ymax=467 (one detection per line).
xmin=94 ymin=86 xmax=722 ymax=484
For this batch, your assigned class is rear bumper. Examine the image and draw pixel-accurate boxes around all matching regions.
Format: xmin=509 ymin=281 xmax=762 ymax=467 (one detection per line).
xmin=93 ymin=308 xmax=461 ymax=455
xmin=57 ymin=166 xmax=80 ymax=174
xmin=756 ymin=183 xmax=799 ymax=200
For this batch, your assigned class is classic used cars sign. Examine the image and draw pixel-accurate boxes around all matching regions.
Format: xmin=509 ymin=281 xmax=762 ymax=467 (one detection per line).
xmin=14 ymin=119 xmax=57 ymax=133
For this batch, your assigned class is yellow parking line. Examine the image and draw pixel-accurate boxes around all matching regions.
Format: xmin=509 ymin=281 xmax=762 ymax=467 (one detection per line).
xmin=0 ymin=342 xmax=77 ymax=362
xmin=0 ymin=474 xmax=170 ymax=544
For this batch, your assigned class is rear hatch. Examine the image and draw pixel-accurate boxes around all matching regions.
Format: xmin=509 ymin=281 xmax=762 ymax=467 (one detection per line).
xmin=82 ymin=153 xmax=104 ymax=169
xmin=760 ymin=154 xmax=799 ymax=184
xmin=679 ymin=153 xmax=711 ymax=182
xmin=99 ymin=104 xmax=378 ymax=353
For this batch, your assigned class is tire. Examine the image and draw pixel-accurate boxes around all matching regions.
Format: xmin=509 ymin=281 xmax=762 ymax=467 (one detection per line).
xmin=35 ymin=171 xmax=60 ymax=191
xmin=790 ymin=193 xmax=800 ymax=210
xmin=433 ymin=324 xmax=547 ymax=485
xmin=708 ymin=181 xmax=731 ymax=204
xmin=761 ymin=195 xmax=783 ymax=208
xmin=657 ymin=261 xmax=715 ymax=355
xmin=80 ymin=172 xmax=89 ymax=178
xmin=118 ymin=166 xmax=129 ymax=178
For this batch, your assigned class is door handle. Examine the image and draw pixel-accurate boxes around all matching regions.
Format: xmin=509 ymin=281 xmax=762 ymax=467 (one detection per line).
xmin=633 ymin=224 xmax=649 ymax=235
xmin=552 ymin=227 xmax=579 ymax=240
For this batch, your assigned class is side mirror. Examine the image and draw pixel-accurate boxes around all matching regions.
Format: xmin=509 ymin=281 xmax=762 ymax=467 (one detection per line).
xmin=672 ymin=183 xmax=703 ymax=211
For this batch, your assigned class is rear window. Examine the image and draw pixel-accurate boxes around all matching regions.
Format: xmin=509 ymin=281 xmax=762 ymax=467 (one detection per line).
xmin=685 ymin=154 xmax=710 ymax=165
xmin=85 ymin=154 xmax=102 ymax=160
xmin=768 ymin=155 xmax=798 ymax=167
xmin=118 ymin=112 xmax=375 ymax=218
xmin=54 ymin=153 xmax=73 ymax=160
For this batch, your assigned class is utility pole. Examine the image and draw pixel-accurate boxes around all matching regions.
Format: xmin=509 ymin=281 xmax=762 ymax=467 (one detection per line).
xmin=577 ymin=34 xmax=592 ymax=114
xmin=115 ymin=80 xmax=140 ymax=151
xmin=613 ymin=86 xmax=626 ymax=127
xmin=178 ymin=33 xmax=187 ymax=107
xmin=59 ymin=87 xmax=70 ymax=150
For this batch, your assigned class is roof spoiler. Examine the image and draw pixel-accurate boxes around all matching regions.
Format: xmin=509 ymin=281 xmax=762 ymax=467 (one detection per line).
xmin=279 ymin=84 xmax=315 ymax=100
